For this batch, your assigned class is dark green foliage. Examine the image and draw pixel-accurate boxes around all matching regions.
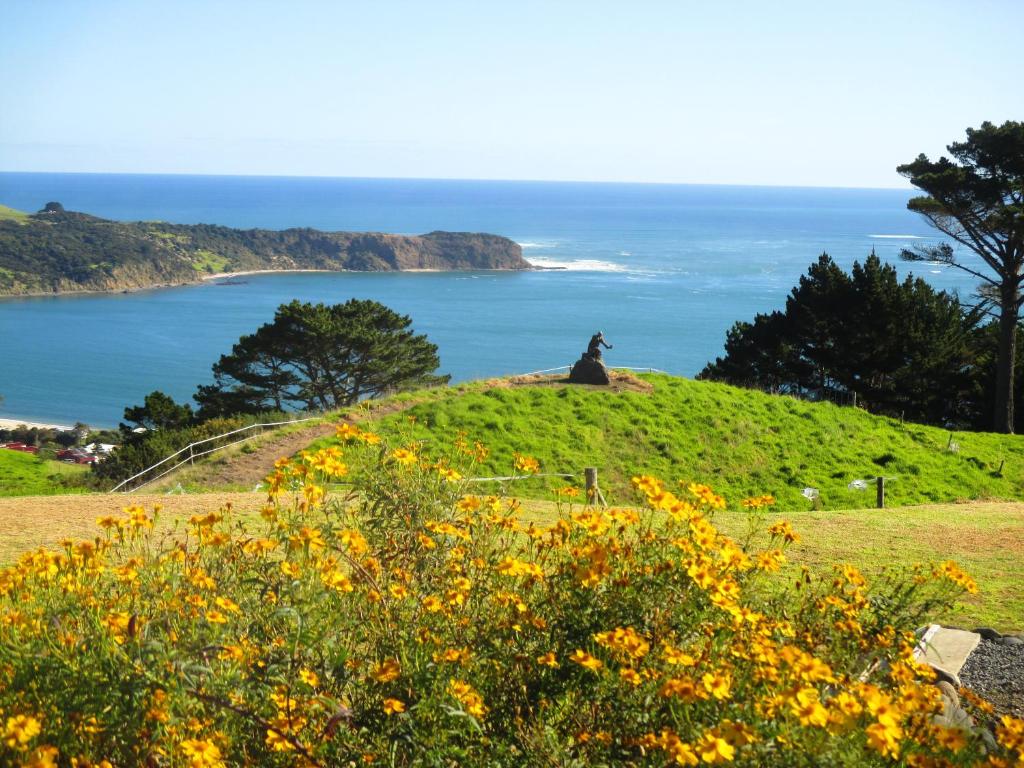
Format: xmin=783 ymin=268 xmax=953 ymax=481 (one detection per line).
xmin=700 ymin=253 xmax=982 ymax=426
xmin=93 ymin=415 xmax=271 ymax=484
xmin=195 ymin=299 xmax=448 ymax=417
xmin=122 ymin=390 xmax=194 ymax=432
xmin=0 ymin=205 xmax=526 ymax=295
xmin=897 ymin=120 xmax=1024 ymax=432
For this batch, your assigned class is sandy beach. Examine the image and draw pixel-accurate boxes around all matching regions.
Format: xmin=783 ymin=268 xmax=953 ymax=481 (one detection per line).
xmin=201 ymin=268 xmax=337 ymax=281
xmin=0 ymin=417 xmax=73 ymax=431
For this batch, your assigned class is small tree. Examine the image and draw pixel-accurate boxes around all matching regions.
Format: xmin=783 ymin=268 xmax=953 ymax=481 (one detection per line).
xmin=700 ymin=253 xmax=981 ymax=425
xmin=121 ymin=391 xmax=194 ymax=433
xmin=897 ymin=120 xmax=1024 ymax=432
xmin=195 ymin=299 xmax=448 ymax=417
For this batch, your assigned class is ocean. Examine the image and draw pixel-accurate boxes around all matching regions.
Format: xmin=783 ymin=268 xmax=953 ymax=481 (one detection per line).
xmin=0 ymin=172 xmax=960 ymax=428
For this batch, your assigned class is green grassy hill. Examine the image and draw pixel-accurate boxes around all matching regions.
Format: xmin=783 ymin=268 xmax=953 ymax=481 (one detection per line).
xmin=0 ymin=449 xmax=91 ymax=497
xmin=311 ymin=373 xmax=1024 ymax=510
xmin=0 ymin=204 xmax=29 ymax=223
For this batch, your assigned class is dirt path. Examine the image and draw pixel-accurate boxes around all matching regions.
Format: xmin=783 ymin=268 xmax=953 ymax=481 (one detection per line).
xmin=174 ymin=422 xmax=338 ymax=491
xmin=147 ymin=372 xmax=653 ymax=491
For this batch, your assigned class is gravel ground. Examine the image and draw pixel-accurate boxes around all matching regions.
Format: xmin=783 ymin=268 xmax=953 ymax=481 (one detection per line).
xmin=959 ymin=638 xmax=1024 ymax=718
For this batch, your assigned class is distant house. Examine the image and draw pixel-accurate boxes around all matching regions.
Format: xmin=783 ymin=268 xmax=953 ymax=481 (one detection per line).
xmin=1 ymin=442 xmax=40 ymax=454
xmin=84 ymin=442 xmax=116 ymax=455
xmin=57 ymin=447 xmax=96 ymax=464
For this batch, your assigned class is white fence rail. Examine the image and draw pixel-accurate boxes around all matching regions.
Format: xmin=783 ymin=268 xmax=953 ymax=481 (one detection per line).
xmin=108 ymin=365 xmax=667 ymax=494
xmin=109 ymin=416 xmax=321 ymax=494
xmin=519 ymin=365 xmax=667 ymax=376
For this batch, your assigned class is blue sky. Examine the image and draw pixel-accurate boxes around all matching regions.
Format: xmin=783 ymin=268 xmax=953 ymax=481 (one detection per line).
xmin=1 ymin=0 xmax=1021 ymax=187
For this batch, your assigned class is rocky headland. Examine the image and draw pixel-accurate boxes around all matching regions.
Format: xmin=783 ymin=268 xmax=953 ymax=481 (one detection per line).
xmin=0 ymin=203 xmax=531 ymax=296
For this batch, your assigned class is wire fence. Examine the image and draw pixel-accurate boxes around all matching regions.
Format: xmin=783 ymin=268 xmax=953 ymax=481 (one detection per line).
xmin=109 ymin=416 xmax=322 ymax=494
xmin=110 ymin=365 xmax=668 ymax=495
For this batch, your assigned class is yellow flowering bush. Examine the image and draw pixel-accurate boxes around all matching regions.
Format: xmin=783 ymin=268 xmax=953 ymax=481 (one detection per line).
xmin=0 ymin=424 xmax=1020 ymax=767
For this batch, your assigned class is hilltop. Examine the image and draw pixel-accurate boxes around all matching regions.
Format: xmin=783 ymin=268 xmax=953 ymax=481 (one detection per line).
xmin=0 ymin=203 xmax=530 ymax=295
xmin=158 ymin=372 xmax=1024 ymax=510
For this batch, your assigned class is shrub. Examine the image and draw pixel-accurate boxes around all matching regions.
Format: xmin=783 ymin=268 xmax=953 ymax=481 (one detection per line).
xmin=0 ymin=426 xmax=1020 ymax=766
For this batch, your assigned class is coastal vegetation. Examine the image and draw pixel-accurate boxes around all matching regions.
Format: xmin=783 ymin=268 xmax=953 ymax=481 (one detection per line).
xmin=94 ymin=300 xmax=446 ymax=484
xmin=1 ymin=427 xmax=1021 ymax=766
xmin=195 ymin=299 xmax=447 ymax=417
xmin=699 ymin=253 xmax=996 ymax=428
xmin=897 ymin=120 xmax=1024 ymax=433
xmin=0 ymin=205 xmax=529 ymax=296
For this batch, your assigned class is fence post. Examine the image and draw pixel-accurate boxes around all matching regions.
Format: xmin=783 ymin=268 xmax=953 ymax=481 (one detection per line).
xmin=189 ymin=444 xmax=194 ymax=465
xmin=584 ymin=467 xmax=608 ymax=508
xmin=876 ymin=476 xmax=885 ymax=509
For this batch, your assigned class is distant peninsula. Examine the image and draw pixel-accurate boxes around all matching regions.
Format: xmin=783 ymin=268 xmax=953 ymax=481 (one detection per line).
xmin=0 ymin=202 xmax=532 ymax=296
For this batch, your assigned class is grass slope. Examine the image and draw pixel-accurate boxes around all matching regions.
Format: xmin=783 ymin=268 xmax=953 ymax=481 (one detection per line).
xmin=0 ymin=449 xmax=90 ymax=497
xmin=314 ymin=374 xmax=1024 ymax=510
xmin=0 ymin=204 xmax=28 ymax=223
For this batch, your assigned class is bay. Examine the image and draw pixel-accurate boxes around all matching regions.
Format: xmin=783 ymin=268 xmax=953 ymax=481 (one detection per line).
xmin=0 ymin=173 xmax=961 ymax=427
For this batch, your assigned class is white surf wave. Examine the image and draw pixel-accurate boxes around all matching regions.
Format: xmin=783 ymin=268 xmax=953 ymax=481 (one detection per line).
xmin=527 ymin=256 xmax=628 ymax=272
xmin=516 ymin=241 xmax=557 ymax=249
xmin=869 ymin=234 xmax=924 ymax=239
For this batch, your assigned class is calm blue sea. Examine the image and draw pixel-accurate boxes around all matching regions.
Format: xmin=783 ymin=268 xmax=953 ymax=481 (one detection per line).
xmin=0 ymin=173 xmax=960 ymax=428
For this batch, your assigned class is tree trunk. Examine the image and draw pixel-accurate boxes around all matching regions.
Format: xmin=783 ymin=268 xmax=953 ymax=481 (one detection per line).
xmin=994 ymin=295 xmax=1018 ymax=433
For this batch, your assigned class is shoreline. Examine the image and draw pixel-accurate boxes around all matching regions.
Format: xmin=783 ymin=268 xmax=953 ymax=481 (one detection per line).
xmin=0 ymin=417 xmax=74 ymax=432
xmin=0 ymin=264 xmax=541 ymax=300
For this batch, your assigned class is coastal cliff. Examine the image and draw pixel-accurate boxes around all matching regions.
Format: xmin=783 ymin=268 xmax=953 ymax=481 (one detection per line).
xmin=0 ymin=204 xmax=531 ymax=296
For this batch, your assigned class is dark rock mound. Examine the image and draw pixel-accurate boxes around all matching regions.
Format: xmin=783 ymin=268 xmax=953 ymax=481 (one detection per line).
xmin=569 ymin=355 xmax=610 ymax=385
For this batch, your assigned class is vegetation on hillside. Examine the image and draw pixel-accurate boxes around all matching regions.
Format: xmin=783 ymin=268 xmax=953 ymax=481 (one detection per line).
xmin=196 ymin=299 xmax=448 ymax=417
xmin=95 ymin=299 xmax=446 ymax=486
xmin=2 ymin=427 xmax=1020 ymax=766
xmin=698 ymin=253 xmax=1004 ymax=429
xmin=309 ymin=374 xmax=1024 ymax=510
xmin=0 ymin=205 xmax=528 ymax=295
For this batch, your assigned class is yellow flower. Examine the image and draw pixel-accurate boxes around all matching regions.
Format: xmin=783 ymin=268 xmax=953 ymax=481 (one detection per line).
xmin=20 ymin=745 xmax=59 ymax=768
xmin=702 ymin=671 xmax=732 ymax=701
xmin=214 ymin=596 xmax=241 ymax=614
xmin=495 ymin=557 xmax=544 ymax=579
xmin=696 ymin=731 xmax=735 ymax=764
xmin=179 ymin=738 xmax=225 ymax=768
xmin=448 ymin=679 xmax=487 ymax=717
xmin=659 ymin=677 xmax=702 ymax=702
xmin=3 ymin=714 xmax=41 ymax=749
xmin=767 ymin=519 xmax=800 ymax=544
xmin=512 ymin=452 xmax=540 ymax=473
xmin=536 ymin=652 xmax=559 ymax=668
xmin=371 ymin=658 xmax=401 ymax=683
xmin=280 ymin=561 xmax=301 ymax=578
xmin=662 ymin=643 xmax=697 ymax=667
xmin=570 ymin=649 xmax=603 ymax=672
xmin=789 ymin=687 xmax=828 ymax=727
xmin=383 ymin=698 xmax=406 ymax=715
xmin=299 ymin=668 xmax=320 ymax=687
xmin=335 ymin=422 xmax=360 ymax=440
xmin=619 ymin=667 xmax=642 ymax=686
xmin=205 ymin=609 xmax=228 ymax=625
xmin=265 ymin=728 xmax=294 ymax=752
xmin=422 ymin=595 xmax=444 ymax=613
xmin=865 ymin=720 xmax=902 ymax=759
xmin=391 ymin=448 xmax=418 ymax=466
xmin=436 ymin=466 xmax=462 ymax=482
xmin=321 ymin=569 xmax=354 ymax=593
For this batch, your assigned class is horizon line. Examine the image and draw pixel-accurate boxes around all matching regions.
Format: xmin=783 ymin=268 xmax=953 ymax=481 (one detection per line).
xmin=0 ymin=168 xmax=917 ymax=193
